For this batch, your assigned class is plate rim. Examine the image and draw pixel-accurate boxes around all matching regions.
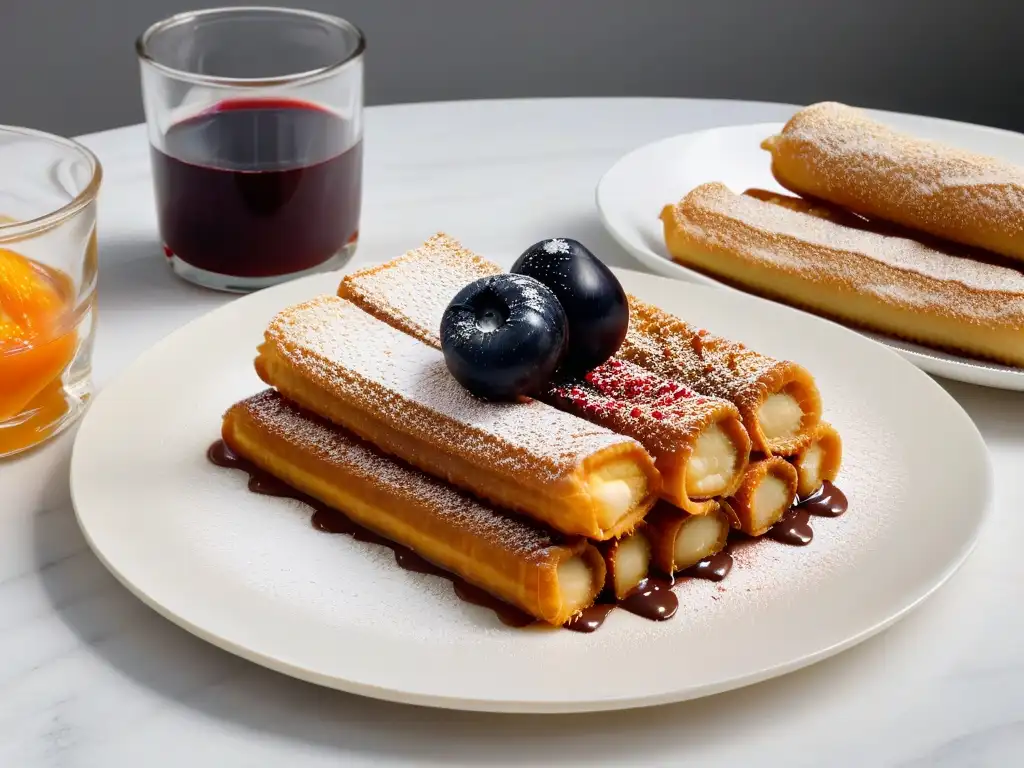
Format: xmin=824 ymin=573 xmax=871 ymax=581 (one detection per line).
xmin=69 ymin=266 xmax=995 ymax=713
xmin=595 ymin=119 xmax=1024 ymax=390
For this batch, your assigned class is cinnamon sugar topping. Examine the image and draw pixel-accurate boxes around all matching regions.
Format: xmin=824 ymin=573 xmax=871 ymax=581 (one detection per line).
xmin=675 ymin=183 xmax=1024 ymax=319
xmin=776 ymin=102 xmax=1024 ymax=224
xmin=621 ymin=297 xmax=794 ymax=413
xmin=763 ymin=102 xmax=1024 ymax=258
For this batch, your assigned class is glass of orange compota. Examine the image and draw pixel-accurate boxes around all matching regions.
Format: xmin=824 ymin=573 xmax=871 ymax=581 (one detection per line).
xmin=0 ymin=126 xmax=100 ymax=457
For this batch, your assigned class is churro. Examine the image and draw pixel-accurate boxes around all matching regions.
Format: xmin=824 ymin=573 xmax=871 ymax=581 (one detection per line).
xmin=661 ymin=182 xmax=1024 ymax=366
xmin=723 ymin=457 xmax=799 ymax=537
xmin=644 ymin=502 xmax=731 ymax=575
xmin=789 ymin=421 xmax=843 ymax=499
xmin=223 ymin=390 xmax=606 ymax=625
xmin=255 ymin=296 xmax=660 ymax=539
xmin=762 ymin=101 xmax=1024 ymax=262
xmin=621 ymin=293 xmax=822 ymax=455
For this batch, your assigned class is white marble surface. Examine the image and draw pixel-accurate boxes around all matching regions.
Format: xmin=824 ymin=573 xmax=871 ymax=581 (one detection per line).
xmin=1 ymin=98 xmax=1022 ymax=766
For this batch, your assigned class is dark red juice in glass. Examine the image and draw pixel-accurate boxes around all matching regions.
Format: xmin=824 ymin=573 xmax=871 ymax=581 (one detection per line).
xmin=151 ymin=98 xmax=361 ymax=279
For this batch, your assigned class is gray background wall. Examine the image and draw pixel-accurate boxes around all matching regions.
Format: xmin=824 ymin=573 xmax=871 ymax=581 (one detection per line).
xmin=3 ymin=0 xmax=1022 ymax=137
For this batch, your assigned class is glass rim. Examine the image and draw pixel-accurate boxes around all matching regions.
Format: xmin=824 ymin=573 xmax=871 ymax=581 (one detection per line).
xmin=0 ymin=125 xmax=102 ymax=242
xmin=136 ymin=6 xmax=367 ymax=88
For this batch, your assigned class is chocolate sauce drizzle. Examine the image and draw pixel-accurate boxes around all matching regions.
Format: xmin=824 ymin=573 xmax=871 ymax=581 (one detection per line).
xmin=800 ymin=480 xmax=849 ymax=517
xmin=683 ymin=550 xmax=734 ymax=581
xmin=208 ymin=441 xmax=847 ymax=631
xmin=769 ymin=507 xmax=814 ymax=546
xmin=767 ymin=479 xmax=849 ymax=546
xmin=565 ymin=604 xmax=615 ymax=633
xmin=619 ymin=578 xmax=679 ymax=621
xmin=563 ymin=552 xmax=735 ymax=632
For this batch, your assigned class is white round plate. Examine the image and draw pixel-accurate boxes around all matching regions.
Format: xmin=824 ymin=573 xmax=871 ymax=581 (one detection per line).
xmin=596 ymin=114 xmax=1024 ymax=390
xmin=71 ymin=267 xmax=991 ymax=713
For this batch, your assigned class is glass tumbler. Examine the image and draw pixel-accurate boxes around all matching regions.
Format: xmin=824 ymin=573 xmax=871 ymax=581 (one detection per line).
xmin=0 ymin=126 xmax=100 ymax=458
xmin=137 ymin=7 xmax=365 ymax=292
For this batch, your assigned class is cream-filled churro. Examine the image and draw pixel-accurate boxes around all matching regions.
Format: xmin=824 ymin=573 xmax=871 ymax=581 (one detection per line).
xmin=597 ymin=530 xmax=653 ymax=601
xmin=789 ymin=421 xmax=843 ymax=499
xmin=662 ymin=182 xmax=1024 ymax=366
xmin=644 ymin=502 xmax=731 ymax=575
xmin=547 ymin=360 xmax=749 ymax=513
xmin=762 ymin=101 xmax=1024 ymax=262
xmin=222 ymin=390 xmax=606 ymax=626
xmin=256 ymin=296 xmax=660 ymax=540
xmin=723 ymin=457 xmax=799 ymax=537
xmin=620 ymin=294 xmax=822 ymax=455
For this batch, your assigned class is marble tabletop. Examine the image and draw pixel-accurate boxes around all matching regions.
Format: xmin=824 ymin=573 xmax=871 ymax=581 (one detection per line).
xmin=2 ymin=98 xmax=1022 ymax=766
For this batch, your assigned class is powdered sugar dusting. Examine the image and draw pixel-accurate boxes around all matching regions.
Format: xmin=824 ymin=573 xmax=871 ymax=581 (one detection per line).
xmin=543 ymin=238 xmax=572 ymax=255
xmin=676 ymin=183 xmax=1024 ymax=322
xmin=266 ymin=296 xmax=638 ymax=484
xmin=238 ymin=390 xmax=568 ymax=560
xmin=767 ymin=101 xmax=1024 ymax=243
xmin=339 ymin=233 xmax=501 ymax=346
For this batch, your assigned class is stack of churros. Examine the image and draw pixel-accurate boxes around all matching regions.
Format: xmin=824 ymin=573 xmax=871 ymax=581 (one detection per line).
xmin=661 ymin=101 xmax=1024 ymax=367
xmin=214 ymin=230 xmax=844 ymax=629
xmin=337 ymin=235 xmax=837 ymax=580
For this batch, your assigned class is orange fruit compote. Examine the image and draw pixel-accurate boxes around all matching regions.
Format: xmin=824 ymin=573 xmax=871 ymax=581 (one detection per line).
xmin=0 ymin=247 xmax=78 ymax=454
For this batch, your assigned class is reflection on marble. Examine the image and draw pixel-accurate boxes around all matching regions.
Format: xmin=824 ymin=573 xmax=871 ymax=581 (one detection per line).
xmin=1 ymin=101 xmax=1021 ymax=766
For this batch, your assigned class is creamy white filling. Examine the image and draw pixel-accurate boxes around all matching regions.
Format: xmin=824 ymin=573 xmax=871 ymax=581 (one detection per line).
xmin=797 ymin=443 xmax=824 ymax=496
xmin=557 ymin=556 xmax=596 ymax=612
xmin=751 ymin=475 xmax=792 ymax=531
xmin=613 ymin=533 xmax=651 ymax=598
xmin=685 ymin=424 xmax=739 ymax=497
xmin=757 ymin=393 xmax=803 ymax=440
xmin=589 ymin=477 xmax=634 ymax=528
xmin=673 ymin=514 xmax=726 ymax=570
